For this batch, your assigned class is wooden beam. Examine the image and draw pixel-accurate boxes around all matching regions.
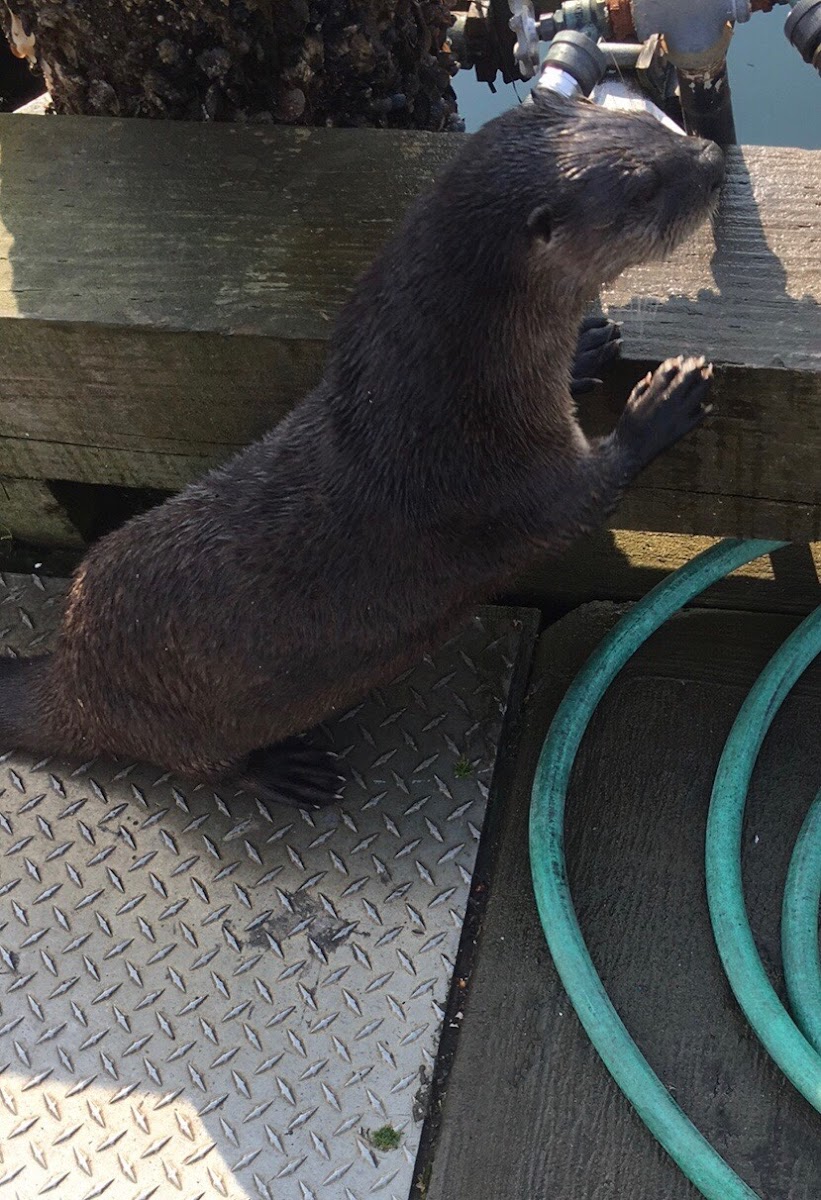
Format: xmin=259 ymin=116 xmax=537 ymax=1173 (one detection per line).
xmin=513 ymin=531 xmax=821 ymax=616
xmin=601 ymin=145 xmax=821 ymax=375
xmin=0 ymin=478 xmax=84 ymax=547
xmin=1 ymin=115 xmax=820 ymax=539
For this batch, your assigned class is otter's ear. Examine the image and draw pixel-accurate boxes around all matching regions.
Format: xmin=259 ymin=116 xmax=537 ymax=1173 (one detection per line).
xmin=527 ymin=203 xmax=555 ymax=243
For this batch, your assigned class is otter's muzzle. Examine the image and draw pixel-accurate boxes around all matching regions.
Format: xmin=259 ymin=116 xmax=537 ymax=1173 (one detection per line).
xmin=698 ymin=139 xmax=726 ymax=179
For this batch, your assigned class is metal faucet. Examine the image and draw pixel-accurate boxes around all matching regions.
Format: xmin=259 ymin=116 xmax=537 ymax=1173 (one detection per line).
xmin=507 ymin=0 xmax=792 ymax=144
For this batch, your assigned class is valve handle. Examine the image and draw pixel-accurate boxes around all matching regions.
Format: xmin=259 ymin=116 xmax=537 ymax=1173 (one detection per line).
xmin=508 ymin=0 xmax=540 ymax=78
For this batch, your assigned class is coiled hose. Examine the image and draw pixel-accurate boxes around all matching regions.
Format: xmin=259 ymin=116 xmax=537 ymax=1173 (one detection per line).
xmin=783 ymin=788 xmax=821 ymax=1055
xmin=529 ymin=538 xmax=821 ymax=1198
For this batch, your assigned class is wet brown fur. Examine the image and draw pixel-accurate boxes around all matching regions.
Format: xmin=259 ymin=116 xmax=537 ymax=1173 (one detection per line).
xmin=0 ymin=92 xmax=724 ymax=794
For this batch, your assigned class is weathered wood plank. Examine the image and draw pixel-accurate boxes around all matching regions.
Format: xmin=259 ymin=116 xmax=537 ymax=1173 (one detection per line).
xmin=1 ymin=115 xmax=820 ymax=539
xmin=0 ymin=477 xmax=84 ymax=547
xmin=0 ymin=117 xmax=450 ymax=335
xmin=514 ymin=532 xmax=821 ymax=616
xmin=5 ymin=119 xmax=817 ymax=360
xmin=0 ymin=321 xmax=323 ymax=486
xmin=602 ymin=145 xmax=821 ymax=374
xmin=578 ymin=357 xmax=821 ymax=539
xmin=425 ymin=609 xmax=821 ymax=1199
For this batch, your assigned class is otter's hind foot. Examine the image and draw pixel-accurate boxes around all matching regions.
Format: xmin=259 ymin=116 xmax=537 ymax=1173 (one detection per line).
xmin=236 ymin=738 xmax=345 ymax=809
xmin=571 ymin=315 xmax=622 ymax=397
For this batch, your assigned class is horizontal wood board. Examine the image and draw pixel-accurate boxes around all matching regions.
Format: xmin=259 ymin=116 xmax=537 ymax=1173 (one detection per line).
xmin=1 ymin=117 xmax=820 ymax=537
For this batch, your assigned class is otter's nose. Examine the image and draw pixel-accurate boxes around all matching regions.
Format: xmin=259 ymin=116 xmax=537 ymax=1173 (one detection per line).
xmin=696 ymin=139 xmax=726 ymax=189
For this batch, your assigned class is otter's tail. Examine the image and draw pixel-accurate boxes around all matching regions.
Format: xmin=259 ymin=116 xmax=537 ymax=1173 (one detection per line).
xmin=0 ymin=655 xmax=53 ymax=754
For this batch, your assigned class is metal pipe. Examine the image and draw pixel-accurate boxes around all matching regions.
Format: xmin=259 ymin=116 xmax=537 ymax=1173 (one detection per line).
xmin=677 ymin=59 xmax=737 ymax=145
xmin=596 ymin=40 xmax=643 ymax=66
xmin=530 ymin=29 xmax=609 ymax=95
xmin=629 ymin=0 xmax=749 ymax=60
xmin=627 ymin=0 xmax=742 ymax=143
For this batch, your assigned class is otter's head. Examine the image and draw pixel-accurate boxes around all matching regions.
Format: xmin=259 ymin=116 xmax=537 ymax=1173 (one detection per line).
xmin=450 ymin=89 xmax=724 ymax=294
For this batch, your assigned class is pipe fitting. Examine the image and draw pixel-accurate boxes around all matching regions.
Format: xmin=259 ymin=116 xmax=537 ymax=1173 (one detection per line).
xmin=629 ymin=0 xmax=744 ymax=69
xmin=534 ymin=29 xmax=608 ymax=94
xmin=538 ymin=1 xmax=611 ymax=43
xmin=785 ymin=0 xmax=821 ymax=69
xmin=677 ymin=58 xmax=737 ymax=143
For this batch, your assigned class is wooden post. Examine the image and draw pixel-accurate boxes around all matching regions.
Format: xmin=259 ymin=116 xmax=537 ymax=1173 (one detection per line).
xmin=1 ymin=1 xmax=460 ymax=129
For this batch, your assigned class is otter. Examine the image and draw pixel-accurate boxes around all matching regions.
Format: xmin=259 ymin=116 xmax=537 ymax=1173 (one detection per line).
xmin=0 ymin=92 xmax=724 ymax=807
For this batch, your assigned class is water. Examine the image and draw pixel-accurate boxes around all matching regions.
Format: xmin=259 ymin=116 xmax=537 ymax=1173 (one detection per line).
xmin=454 ymin=9 xmax=821 ymax=149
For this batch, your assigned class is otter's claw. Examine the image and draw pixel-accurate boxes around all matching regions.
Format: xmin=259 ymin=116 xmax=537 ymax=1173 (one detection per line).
xmin=571 ymin=315 xmax=622 ymax=398
xmin=617 ymin=355 xmax=713 ymax=471
xmin=237 ymin=739 xmax=346 ymax=809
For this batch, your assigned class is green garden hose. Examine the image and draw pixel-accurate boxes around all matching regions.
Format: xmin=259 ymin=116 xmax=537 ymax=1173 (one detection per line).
xmin=530 ymin=538 xmax=785 ymax=1200
xmin=706 ymin=605 xmax=821 ymax=1114
xmin=782 ymin=788 xmax=821 ymax=1055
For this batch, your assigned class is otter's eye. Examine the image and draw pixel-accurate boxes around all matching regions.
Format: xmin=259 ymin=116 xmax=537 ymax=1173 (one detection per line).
xmin=634 ymin=168 xmax=662 ymax=205
xmin=526 ymin=203 xmax=554 ymax=243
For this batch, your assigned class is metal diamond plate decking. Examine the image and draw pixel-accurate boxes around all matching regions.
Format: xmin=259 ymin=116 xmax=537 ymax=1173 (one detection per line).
xmin=0 ymin=573 xmax=534 ymax=1200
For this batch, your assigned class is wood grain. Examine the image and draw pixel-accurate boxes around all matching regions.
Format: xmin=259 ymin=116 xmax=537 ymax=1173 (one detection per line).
xmin=1 ymin=116 xmax=820 ymax=539
xmin=514 ymin=533 xmax=821 ymax=616
xmin=0 ymin=478 xmax=83 ymax=546
xmin=424 ymin=608 xmax=821 ymax=1200
xmin=602 ymin=146 xmax=821 ymax=374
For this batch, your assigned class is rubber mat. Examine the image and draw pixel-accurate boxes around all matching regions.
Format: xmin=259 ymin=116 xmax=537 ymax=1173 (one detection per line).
xmin=0 ymin=572 xmax=535 ymax=1200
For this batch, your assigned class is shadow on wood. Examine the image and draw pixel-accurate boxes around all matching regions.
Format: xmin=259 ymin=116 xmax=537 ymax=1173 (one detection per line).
xmin=597 ymin=148 xmax=821 ymax=539
xmin=510 ymin=532 xmax=821 ymax=617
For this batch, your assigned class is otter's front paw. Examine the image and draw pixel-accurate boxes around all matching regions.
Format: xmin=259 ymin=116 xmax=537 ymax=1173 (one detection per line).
xmin=571 ymin=315 xmax=622 ymax=398
xmin=617 ymin=356 xmax=713 ymax=470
